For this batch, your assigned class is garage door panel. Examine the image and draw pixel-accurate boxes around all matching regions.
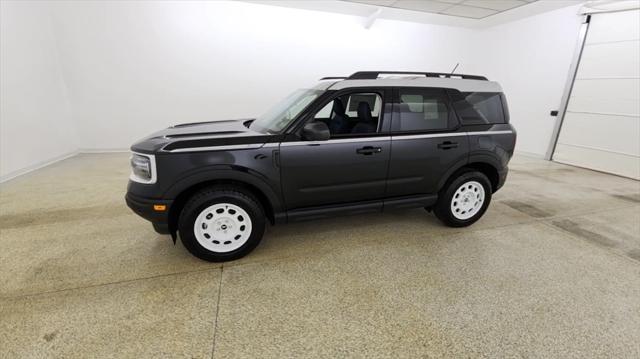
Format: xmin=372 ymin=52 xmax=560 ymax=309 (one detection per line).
xmin=576 ymin=40 xmax=640 ymax=79
xmin=568 ymin=78 xmax=640 ymax=117
xmin=586 ymin=9 xmax=640 ymax=44
xmin=554 ymin=9 xmax=640 ymax=180
xmin=559 ymin=112 xmax=640 ymax=156
xmin=554 ymin=143 xmax=640 ymax=179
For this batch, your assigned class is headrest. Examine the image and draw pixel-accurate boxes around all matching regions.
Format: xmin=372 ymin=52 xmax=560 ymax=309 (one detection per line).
xmin=357 ymin=102 xmax=372 ymax=121
xmin=331 ymin=99 xmax=346 ymax=116
xmin=398 ymin=103 xmax=412 ymax=112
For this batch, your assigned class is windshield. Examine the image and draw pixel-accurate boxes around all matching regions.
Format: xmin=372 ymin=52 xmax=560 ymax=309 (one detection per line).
xmin=250 ymin=89 xmax=323 ymax=134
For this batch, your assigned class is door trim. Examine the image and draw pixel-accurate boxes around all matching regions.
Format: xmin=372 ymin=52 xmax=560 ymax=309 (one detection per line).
xmin=391 ymin=130 xmax=513 ymax=140
xmin=280 ymin=130 xmax=514 ymax=147
xmin=281 ymin=136 xmax=391 ymax=147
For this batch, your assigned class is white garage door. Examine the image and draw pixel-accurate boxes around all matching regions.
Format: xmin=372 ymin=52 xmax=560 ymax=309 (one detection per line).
xmin=553 ymin=9 xmax=640 ymax=179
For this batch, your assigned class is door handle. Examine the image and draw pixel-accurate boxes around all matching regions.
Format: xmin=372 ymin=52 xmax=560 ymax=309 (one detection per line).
xmin=356 ymin=146 xmax=382 ymax=155
xmin=437 ymin=141 xmax=458 ymax=150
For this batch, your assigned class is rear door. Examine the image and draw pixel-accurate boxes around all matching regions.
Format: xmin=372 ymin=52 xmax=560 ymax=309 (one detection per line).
xmin=386 ymin=87 xmax=469 ymax=197
xmin=279 ymin=89 xmax=392 ymax=209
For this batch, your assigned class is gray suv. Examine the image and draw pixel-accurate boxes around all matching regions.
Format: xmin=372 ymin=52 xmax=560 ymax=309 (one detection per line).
xmin=126 ymin=71 xmax=516 ymax=262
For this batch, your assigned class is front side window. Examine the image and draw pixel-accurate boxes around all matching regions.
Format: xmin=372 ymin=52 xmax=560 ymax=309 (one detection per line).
xmin=313 ymin=92 xmax=382 ymax=136
xmin=250 ymin=89 xmax=323 ymax=134
xmin=393 ymin=88 xmax=452 ymax=132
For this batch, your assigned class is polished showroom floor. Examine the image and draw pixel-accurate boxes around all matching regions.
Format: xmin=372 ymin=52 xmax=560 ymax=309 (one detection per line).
xmin=1 ymin=153 xmax=639 ymax=358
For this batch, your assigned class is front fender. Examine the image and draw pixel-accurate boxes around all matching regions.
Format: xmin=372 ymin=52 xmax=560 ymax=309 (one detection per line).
xmin=163 ymin=164 xmax=284 ymax=214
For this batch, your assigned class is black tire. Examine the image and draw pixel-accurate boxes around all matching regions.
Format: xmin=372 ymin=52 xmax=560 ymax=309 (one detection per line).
xmin=178 ymin=186 xmax=266 ymax=262
xmin=434 ymin=170 xmax=492 ymax=228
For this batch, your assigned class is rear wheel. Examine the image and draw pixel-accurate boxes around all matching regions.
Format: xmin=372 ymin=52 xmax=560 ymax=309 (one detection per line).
xmin=178 ymin=186 xmax=265 ymax=262
xmin=434 ymin=170 xmax=492 ymax=227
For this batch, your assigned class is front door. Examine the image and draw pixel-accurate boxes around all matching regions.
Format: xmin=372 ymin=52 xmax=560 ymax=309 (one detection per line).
xmin=280 ymin=90 xmax=391 ymax=210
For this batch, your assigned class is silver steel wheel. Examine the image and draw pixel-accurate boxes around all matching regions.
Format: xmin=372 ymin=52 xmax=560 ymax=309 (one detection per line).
xmin=451 ymin=181 xmax=485 ymax=220
xmin=193 ymin=203 xmax=252 ymax=253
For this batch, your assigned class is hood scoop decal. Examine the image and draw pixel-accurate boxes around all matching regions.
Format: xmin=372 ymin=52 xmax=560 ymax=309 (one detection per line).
xmin=172 ymin=119 xmax=239 ymax=128
xmin=162 ymin=135 xmax=272 ymax=152
xmin=165 ymin=131 xmax=241 ymax=139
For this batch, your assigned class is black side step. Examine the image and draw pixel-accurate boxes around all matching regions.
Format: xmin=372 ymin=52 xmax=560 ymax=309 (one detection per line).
xmin=285 ymin=194 xmax=438 ymax=223
xmin=287 ymin=201 xmax=382 ymax=222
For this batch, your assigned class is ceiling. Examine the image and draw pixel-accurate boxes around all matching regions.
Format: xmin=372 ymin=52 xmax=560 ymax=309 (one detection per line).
xmin=344 ymin=0 xmax=538 ymax=19
xmin=242 ymin=0 xmax=583 ymax=28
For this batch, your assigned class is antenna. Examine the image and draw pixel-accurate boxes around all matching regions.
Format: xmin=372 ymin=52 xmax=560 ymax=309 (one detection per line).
xmin=450 ymin=63 xmax=459 ymax=74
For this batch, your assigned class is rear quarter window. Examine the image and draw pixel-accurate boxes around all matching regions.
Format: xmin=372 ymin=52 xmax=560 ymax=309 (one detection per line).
xmin=448 ymin=90 xmax=506 ymax=125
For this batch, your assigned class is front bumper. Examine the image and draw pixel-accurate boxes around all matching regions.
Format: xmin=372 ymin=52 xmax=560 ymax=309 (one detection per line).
xmin=125 ymin=192 xmax=173 ymax=233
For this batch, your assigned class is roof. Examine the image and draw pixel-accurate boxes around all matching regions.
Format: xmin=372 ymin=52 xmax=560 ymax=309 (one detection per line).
xmin=315 ymin=71 xmax=503 ymax=93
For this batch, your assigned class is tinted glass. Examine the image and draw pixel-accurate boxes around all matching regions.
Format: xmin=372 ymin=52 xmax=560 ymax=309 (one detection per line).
xmin=449 ymin=91 xmax=505 ymax=125
xmin=394 ymin=88 xmax=451 ymax=132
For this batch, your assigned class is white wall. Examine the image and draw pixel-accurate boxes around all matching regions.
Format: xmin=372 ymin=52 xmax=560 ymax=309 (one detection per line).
xmin=48 ymin=0 xmax=480 ymax=150
xmin=478 ymin=5 xmax=584 ymax=157
xmin=0 ymin=1 xmax=78 ymax=180
xmin=1 ymin=0 xmax=585 ymax=179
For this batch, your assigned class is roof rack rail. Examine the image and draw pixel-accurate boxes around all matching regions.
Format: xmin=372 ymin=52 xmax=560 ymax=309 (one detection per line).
xmin=347 ymin=71 xmax=488 ymax=81
xmin=319 ymin=76 xmax=348 ymax=80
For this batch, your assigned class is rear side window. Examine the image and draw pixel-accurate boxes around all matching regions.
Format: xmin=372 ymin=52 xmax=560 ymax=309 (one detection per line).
xmin=448 ymin=90 xmax=505 ymax=125
xmin=393 ymin=88 xmax=453 ymax=132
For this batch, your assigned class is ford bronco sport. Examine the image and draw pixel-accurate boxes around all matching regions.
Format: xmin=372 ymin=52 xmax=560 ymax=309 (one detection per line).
xmin=126 ymin=71 xmax=516 ymax=262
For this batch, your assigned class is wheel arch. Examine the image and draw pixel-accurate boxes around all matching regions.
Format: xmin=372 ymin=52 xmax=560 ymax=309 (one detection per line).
xmin=464 ymin=162 xmax=500 ymax=193
xmin=165 ymin=170 xmax=284 ymax=236
xmin=439 ymin=159 xmax=501 ymax=193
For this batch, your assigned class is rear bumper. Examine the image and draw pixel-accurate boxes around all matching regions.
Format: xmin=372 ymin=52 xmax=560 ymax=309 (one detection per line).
xmin=496 ymin=167 xmax=508 ymax=192
xmin=125 ymin=192 xmax=173 ymax=232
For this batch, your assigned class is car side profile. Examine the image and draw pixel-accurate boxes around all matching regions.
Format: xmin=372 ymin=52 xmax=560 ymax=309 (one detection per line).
xmin=125 ymin=71 xmax=516 ymax=262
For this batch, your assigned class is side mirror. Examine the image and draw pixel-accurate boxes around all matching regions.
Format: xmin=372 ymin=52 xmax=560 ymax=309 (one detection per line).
xmin=302 ymin=121 xmax=330 ymax=141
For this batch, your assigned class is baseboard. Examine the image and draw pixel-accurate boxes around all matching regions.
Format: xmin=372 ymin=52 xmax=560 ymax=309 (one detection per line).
xmin=78 ymin=148 xmax=129 ymax=153
xmin=0 ymin=151 xmax=79 ymax=184
xmin=514 ymin=150 xmax=546 ymax=159
xmin=0 ymin=149 xmax=131 ymax=184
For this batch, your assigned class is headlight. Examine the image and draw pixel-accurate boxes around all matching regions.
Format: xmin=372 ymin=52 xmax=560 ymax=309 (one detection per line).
xmin=130 ymin=153 xmax=157 ymax=184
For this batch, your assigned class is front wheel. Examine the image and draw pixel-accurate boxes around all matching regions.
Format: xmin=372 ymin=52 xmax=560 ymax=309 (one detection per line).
xmin=178 ymin=186 xmax=265 ymax=262
xmin=434 ymin=171 xmax=492 ymax=227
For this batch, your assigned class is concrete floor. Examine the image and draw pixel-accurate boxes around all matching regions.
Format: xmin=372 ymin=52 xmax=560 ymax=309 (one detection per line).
xmin=1 ymin=153 xmax=639 ymax=358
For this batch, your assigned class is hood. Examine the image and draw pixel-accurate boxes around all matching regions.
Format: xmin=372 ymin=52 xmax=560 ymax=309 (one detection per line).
xmin=131 ymin=119 xmax=273 ymax=153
